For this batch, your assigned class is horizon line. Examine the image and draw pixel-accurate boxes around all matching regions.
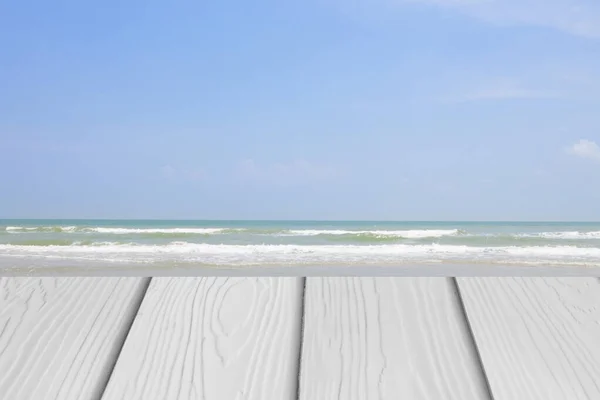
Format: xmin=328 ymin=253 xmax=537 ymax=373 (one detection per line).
xmin=1 ymin=218 xmax=600 ymax=223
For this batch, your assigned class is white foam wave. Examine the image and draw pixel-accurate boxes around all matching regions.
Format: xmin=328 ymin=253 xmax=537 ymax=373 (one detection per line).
xmin=5 ymin=226 xmax=40 ymax=232
xmin=6 ymin=226 xmax=27 ymax=231
xmin=6 ymin=226 xmax=79 ymax=233
xmin=1 ymin=243 xmax=599 ymax=266
xmin=284 ymin=229 xmax=460 ymax=238
xmin=4 ymin=226 xmax=228 ymax=234
xmin=522 ymin=231 xmax=600 ymax=240
xmin=90 ymin=227 xmax=226 ymax=234
xmin=4 ymin=226 xmax=460 ymax=238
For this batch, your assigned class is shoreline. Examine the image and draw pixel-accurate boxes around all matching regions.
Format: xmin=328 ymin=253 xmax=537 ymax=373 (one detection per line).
xmin=3 ymin=263 xmax=600 ymax=277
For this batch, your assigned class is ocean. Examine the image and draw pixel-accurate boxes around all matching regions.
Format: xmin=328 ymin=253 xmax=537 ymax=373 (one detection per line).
xmin=1 ymin=220 xmax=600 ymax=270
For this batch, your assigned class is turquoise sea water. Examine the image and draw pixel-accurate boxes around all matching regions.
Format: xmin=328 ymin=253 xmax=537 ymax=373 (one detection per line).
xmin=1 ymin=220 xmax=600 ymax=268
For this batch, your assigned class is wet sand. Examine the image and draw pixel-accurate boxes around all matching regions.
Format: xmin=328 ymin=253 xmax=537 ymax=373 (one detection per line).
xmin=2 ymin=262 xmax=600 ymax=277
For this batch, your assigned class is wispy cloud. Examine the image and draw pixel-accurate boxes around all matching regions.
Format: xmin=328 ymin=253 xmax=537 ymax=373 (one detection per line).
xmin=235 ymin=159 xmax=339 ymax=185
xmin=404 ymin=0 xmax=600 ymax=39
xmin=566 ymin=139 xmax=600 ymax=162
xmin=441 ymin=78 xmax=558 ymax=103
xmin=160 ymin=165 xmax=207 ymax=182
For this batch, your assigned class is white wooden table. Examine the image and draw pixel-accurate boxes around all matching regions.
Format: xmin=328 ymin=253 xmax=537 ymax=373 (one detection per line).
xmin=1 ymin=277 xmax=599 ymax=400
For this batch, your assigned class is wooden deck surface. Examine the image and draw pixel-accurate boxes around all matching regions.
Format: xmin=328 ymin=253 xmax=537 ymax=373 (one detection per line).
xmin=1 ymin=277 xmax=599 ymax=400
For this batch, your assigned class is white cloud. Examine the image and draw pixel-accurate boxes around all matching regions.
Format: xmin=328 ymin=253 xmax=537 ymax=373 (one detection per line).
xmin=236 ymin=159 xmax=339 ymax=184
xmin=566 ymin=139 xmax=600 ymax=162
xmin=442 ymin=78 xmax=558 ymax=103
xmin=160 ymin=165 xmax=207 ymax=181
xmin=402 ymin=0 xmax=600 ymax=38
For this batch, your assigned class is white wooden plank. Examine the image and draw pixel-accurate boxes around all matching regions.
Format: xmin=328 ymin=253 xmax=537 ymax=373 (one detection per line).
xmin=0 ymin=277 xmax=149 ymax=400
xmin=458 ymin=277 xmax=600 ymax=400
xmin=102 ymin=277 xmax=303 ymax=400
xmin=299 ymin=277 xmax=491 ymax=400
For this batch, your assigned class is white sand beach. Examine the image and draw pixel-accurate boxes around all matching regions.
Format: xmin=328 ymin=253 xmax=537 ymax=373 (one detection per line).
xmin=2 ymin=262 xmax=600 ymax=277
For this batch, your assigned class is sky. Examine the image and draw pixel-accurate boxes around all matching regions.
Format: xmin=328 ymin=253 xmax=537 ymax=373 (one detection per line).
xmin=1 ymin=0 xmax=600 ymax=221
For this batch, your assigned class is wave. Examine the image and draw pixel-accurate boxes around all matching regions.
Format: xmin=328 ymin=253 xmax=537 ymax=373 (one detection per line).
xmin=4 ymin=226 xmax=460 ymax=237
xmin=6 ymin=226 xmax=79 ymax=233
xmin=2 ymin=226 xmax=463 ymax=239
xmin=517 ymin=231 xmax=600 ymax=240
xmin=282 ymin=229 xmax=462 ymax=238
xmin=455 ymin=231 xmax=600 ymax=241
xmin=5 ymin=225 xmax=600 ymax=241
xmin=2 ymin=242 xmax=599 ymax=261
xmin=5 ymin=226 xmax=229 ymax=235
xmin=5 ymin=240 xmax=123 ymax=247
xmin=91 ymin=227 xmax=227 ymax=234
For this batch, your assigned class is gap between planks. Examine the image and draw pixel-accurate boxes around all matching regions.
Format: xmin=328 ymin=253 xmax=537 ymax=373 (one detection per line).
xmin=297 ymin=277 xmax=493 ymax=400
xmin=294 ymin=278 xmax=307 ymax=400
xmin=95 ymin=278 xmax=152 ymax=400
xmin=0 ymin=277 xmax=152 ymax=400
xmin=103 ymin=277 xmax=494 ymax=400
xmin=99 ymin=276 xmax=600 ymax=400
xmin=450 ymin=278 xmax=496 ymax=400
xmin=457 ymin=277 xmax=600 ymax=400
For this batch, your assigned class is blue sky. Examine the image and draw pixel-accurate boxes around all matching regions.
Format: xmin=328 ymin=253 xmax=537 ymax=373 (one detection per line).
xmin=1 ymin=0 xmax=600 ymax=220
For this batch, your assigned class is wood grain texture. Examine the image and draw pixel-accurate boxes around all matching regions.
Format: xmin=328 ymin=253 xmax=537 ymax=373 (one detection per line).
xmin=299 ymin=277 xmax=491 ymax=400
xmin=0 ymin=277 xmax=149 ymax=400
xmin=457 ymin=277 xmax=600 ymax=400
xmin=102 ymin=277 xmax=303 ymax=400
